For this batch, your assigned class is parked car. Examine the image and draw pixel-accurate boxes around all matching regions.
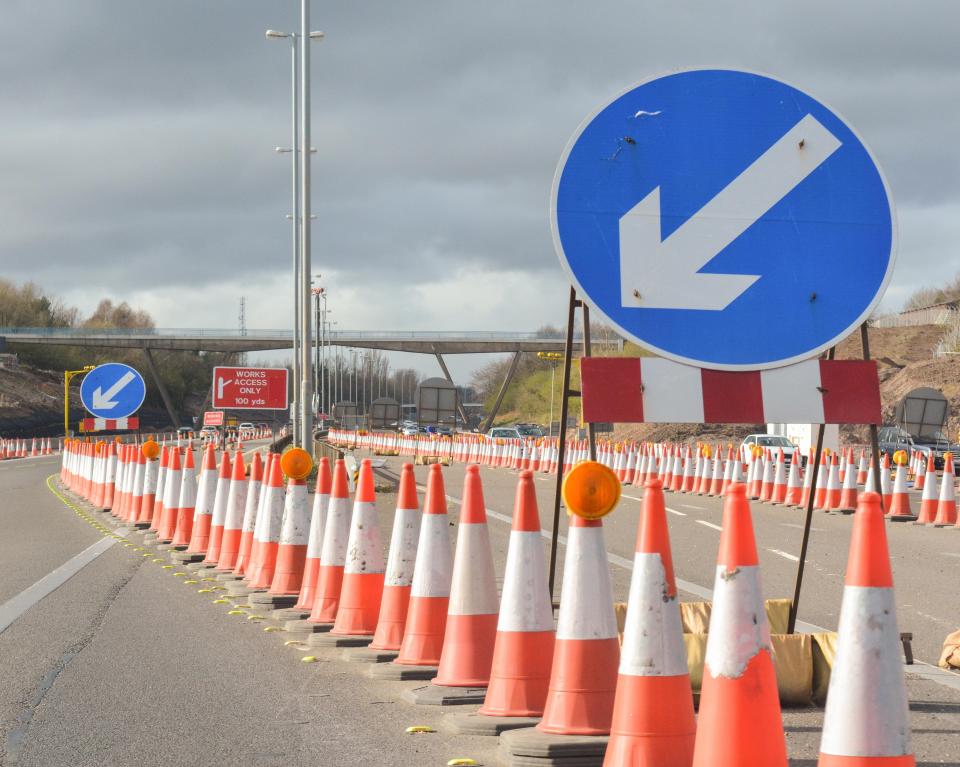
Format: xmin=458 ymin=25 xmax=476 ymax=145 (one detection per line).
xmin=176 ymin=426 xmax=193 ymax=437
xmin=879 ymin=425 xmax=958 ymax=470
xmin=489 ymin=426 xmax=523 ymax=440
xmin=515 ymin=424 xmax=544 ymax=438
xmin=739 ymin=434 xmax=800 ymax=466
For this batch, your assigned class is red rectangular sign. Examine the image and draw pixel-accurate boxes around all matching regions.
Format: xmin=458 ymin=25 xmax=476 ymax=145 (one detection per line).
xmin=212 ymin=366 xmax=289 ymax=410
xmin=202 ymin=410 xmax=225 ymax=426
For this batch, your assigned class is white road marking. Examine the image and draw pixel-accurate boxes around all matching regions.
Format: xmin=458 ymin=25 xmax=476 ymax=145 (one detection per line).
xmin=621 ymin=494 xmax=642 ymax=502
xmin=782 ymin=523 xmax=823 ymax=532
xmin=666 ymin=508 xmax=686 ymax=517
xmin=679 ymin=503 xmax=703 ymax=510
xmin=768 ymin=548 xmax=800 ymax=562
xmin=0 ymin=537 xmax=117 ymax=634
xmin=696 ymin=520 xmax=723 ymax=531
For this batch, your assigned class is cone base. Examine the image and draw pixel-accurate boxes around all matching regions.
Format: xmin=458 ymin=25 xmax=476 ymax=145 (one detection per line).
xmin=817 ymin=755 xmax=915 ymax=766
xmin=479 ymin=630 xmax=555 ymax=718
xmin=604 ymin=674 xmax=695 ymax=767
xmin=537 ymin=637 xmax=620 ymax=736
xmin=433 ymin=612 xmax=497 ymax=687
xmin=692 ymin=651 xmax=787 ymax=767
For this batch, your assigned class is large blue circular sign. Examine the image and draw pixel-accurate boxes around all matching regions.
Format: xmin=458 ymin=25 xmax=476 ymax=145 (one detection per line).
xmin=79 ymin=362 xmax=146 ymax=419
xmin=551 ymin=69 xmax=896 ymax=370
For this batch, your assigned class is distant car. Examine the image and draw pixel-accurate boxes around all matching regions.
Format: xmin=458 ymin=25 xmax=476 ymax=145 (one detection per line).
xmin=238 ymin=422 xmax=254 ymax=431
xmin=400 ymin=424 xmax=418 ymax=436
xmin=516 ymin=425 xmax=544 ymax=438
xmin=199 ymin=426 xmax=218 ymax=442
xmin=739 ymin=434 xmax=799 ymax=466
xmin=879 ymin=425 xmax=958 ymax=470
xmin=176 ymin=426 xmax=193 ymax=436
xmin=489 ymin=427 xmax=522 ymax=440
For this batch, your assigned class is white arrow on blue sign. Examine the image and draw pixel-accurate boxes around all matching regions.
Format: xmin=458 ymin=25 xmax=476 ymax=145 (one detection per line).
xmin=551 ymin=68 xmax=896 ymax=370
xmin=80 ymin=363 xmax=146 ymax=419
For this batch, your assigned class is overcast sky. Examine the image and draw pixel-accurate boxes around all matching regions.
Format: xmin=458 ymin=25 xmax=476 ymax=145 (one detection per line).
xmin=1 ymin=1 xmax=957 ymax=381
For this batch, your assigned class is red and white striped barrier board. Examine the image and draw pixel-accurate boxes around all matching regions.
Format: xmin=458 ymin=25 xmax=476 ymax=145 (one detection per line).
xmin=81 ymin=417 xmax=140 ymax=432
xmin=580 ymin=358 xmax=880 ymax=425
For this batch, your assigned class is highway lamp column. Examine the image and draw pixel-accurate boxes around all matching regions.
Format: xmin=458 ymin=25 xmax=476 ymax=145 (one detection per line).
xmin=298 ymin=1 xmax=323 ymax=448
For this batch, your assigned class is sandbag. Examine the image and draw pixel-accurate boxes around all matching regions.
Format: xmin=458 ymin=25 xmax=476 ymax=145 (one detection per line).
xmin=811 ymin=631 xmax=838 ymax=706
xmin=765 ymin=598 xmax=792 ymax=635
xmin=684 ymin=633 xmax=707 ymax=692
xmin=939 ymin=628 xmax=960 ymax=670
xmin=680 ymin=600 xmax=712 ymax=634
xmin=614 ymin=602 xmax=627 ymax=644
xmin=770 ymin=633 xmax=814 ymax=707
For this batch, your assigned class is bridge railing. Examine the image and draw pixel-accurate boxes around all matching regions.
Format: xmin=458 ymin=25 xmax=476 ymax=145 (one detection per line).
xmin=0 ymin=327 xmax=582 ymax=341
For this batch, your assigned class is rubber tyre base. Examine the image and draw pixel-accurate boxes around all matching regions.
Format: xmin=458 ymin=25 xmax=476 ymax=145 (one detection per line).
xmin=367 ymin=662 xmax=438 ymax=681
xmin=497 ymin=727 xmax=608 ymax=767
xmin=341 ymin=647 xmax=398 ymax=664
xmin=442 ymin=713 xmax=541 ymax=737
xmin=402 ymin=684 xmax=487 ymax=706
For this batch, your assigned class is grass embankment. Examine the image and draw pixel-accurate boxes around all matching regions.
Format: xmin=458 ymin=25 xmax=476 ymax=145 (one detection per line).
xmin=490 ymin=342 xmax=650 ymax=428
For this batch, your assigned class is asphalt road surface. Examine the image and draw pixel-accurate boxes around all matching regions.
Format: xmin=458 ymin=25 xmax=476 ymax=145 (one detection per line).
xmin=1 ymin=448 xmax=958 ymax=766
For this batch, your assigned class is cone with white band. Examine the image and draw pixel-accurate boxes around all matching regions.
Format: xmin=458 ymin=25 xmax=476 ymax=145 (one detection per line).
xmin=171 ymin=447 xmax=197 ymax=547
xmin=394 ymin=464 xmax=453 ymax=666
xmin=433 ymin=464 xmax=498 ymax=687
xmin=369 ymin=463 xmax=421 ymax=651
xmin=477 ymin=470 xmax=554 ymax=718
xmin=186 ymin=444 xmax=218 ymax=555
xmin=202 ymin=451 xmax=233 ymax=564
xmin=604 ymin=478 xmax=695 ymax=767
xmin=330 ymin=459 xmax=385 ymax=634
xmin=306 ymin=460 xmax=352 ymax=624
xmin=234 ymin=452 xmax=264 ymax=577
xmin=215 ymin=452 xmax=248 ymax=571
xmin=295 ymin=457 xmax=331 ymax=610
xmin=691 ymin=482 xmax=787 ymax=767
xmin=817 ymin=492 xmax=915 ymax=767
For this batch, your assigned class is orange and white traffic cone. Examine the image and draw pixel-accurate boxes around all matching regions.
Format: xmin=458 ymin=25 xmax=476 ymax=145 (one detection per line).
xmin=537 ymin=511 xmax=619 ymax=735
xmin=234 ymin=452 xmax=265 ymax=577
xmin=691 ymin=482 xmax=787 ymax=767
xmin=157 ymin=448 xmax=182 ymax=542
xmin=887 ymin=456 xmax=916 ymax=521
xmin=813 ymin=451 xmax=829 ymax=509
xmin=246 ymin=454 xmax=289 ymax=589
xmin=269 ymin=456 xmax=312 ymax=595
xmin=880 ymin=453 xmax=892 ymax=512
xmin=126 ymin=447 xmax=145 ymax=524
xmin=369 ymin=463 xmax=421 ymax=651
xmin=202 ymin=451 xmax=234 ymax=564
xmin=837 ymin=450 xmax=859 ymax=514
xmin=604 ymin=478 xmax=695 ymax=767
xmin=857 ymin=449 xmax=868 ymax=486
xmin=215 ymin=452 xmax=248 ymax=571
xmin=433 ymin=464 xmax=499 ymax=687
xmin=934 ymin=455 xmax=958 ymax=527
xmin=148 ymin=444 xmax=168 ymax=531
xmin=760 ymin=449 xmax=776 ymax=502
xmin=394 ymin=464 xmax=453 ymax=666
xmin=817 ymin=492 xmax=915 ymax=767
xmin=295 ymin=457 xmax=332 ymax=610
xmin=478 ymin=470 xmax=555 ymax=719
xmin=306 ymin=460 xmax=352 ymax=624
xmin=824 ymin=454 xmax=842 ymax=511
xmin=784 ymin=451 xmax=803 ymax=507
xmin=915 ymin=453 xmax=938 ymax=525
xmin=187 ymin=444 xmax=219 ymax=556
xmin=330 ymin=459 xmax=385 ymax=634
xmin=171 ymin=447 xmax=197 ymax=547
xmin=137 ymin=447 xmax=160 ymax=527
xmin=770 ymin=449 xmax=788 ymax=504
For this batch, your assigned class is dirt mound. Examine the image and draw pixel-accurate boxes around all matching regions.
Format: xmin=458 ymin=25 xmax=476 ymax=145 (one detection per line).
xmin=835 ymin=324 xmax=943 ymax=365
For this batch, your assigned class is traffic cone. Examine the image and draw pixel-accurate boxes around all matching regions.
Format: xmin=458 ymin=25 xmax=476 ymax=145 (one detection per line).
xmin=857 ymin=449 xmax=868 ymax=486
xmin=202 ymin=451 xmax=233 ymax=564
xmin=269 ymin=462 xmax=311 ymax=595
xmin=330 ymin=459 xmax=385 ymax=633
xmin=157 ymin=448 xmax=182 ymax=542
xmin=760 ymin=450 xmax=775 ymax=501
xmin=691 ymin=482 xmax=787 ymax=767
xmin=295 ymin=457 xmax=332 ymax=610
xmin=433 ymin=464 xmax=499 ymax=687
xmin=137 ymin=449 xmax=160 ymax=526
xmin=784 ymin=451 xmax=803 ymax=507
xmin=934 ymin=456 xmax=957 ymax=527
xmin=837 ymin=450 xmax=859 ymax=514
xmin=187 ymin=444 xmax=219 ymax=555
xmin=234 ymin=452 xmax=265 ymax=577
xmin=824 ymin=454 xmax=842 ymax=511
xmin=215 ymin=452 xmax=248 ymax=571
xmin=770 ymin=449 xmax=787 ymax=504
xmin=126 ymin=448 xmax=146 ymax=524
xmin=604 ymin=478 xmax=695 ymax=767
xmin=369 ymin=463 xmax=421 ymax=650
xmin=171 ymin=447 xmax=197 ymax=547
xmin=306 ymin=460 xmax=352 ymax=624
xmin=246 ymin=453 xmax=286 ymax=588
xmin=244 ymin=453 xmax=276 ymax=583
xmin=880 ymin=454 xmax=892 ymax=512
xmin=887 ymin=459 xmax=916 ymax=521
xmin=817 ymin=492 xmax=915 ymax=767
xmin=395 ymin=464 xmax=453 ymax=666
xmin=915 ymin=454 xmax=938 ymax=525
xmin=148 ymin=444 xmax=168 ymax=531
xmin=478 ymin=470 xmax=555 ymax=718
xmin=537 ymin=512 xmax=619 ymax=735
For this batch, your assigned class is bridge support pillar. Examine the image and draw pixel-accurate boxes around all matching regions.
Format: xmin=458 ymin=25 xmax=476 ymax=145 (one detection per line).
xmin=143 ymin=347 xmax=181 ymax=429
xmin=481 ymin=351 xmax=522 ymax=433
xmin=432 ymin=346 xmax=471 ymax=429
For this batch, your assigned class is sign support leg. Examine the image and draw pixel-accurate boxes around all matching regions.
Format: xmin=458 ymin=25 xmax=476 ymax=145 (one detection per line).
xmin=787 ymin=346 xmax=835 ymax=634
xmin=481 ymin=351 xmax=522 ymax=434
xmin=860 ymin=323 xmax=882 ymax=493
